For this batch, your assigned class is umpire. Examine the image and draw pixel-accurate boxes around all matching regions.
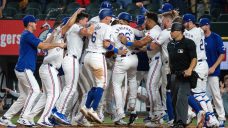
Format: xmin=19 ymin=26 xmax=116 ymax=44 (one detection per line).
xmin=167 ymin=22 xmax=197 ymax=127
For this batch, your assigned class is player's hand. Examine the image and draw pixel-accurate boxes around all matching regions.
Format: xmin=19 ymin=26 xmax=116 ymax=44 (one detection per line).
xmin=136 ymin=2 xmax=144 ymax=7
xmin=88 ymin=24 xmax=95 ymax=35
xmin=76 ymin=8 xmax=86 ymax=14
xmin=118 ymin=49 xmax=128 ymax=55
xmin=118 ymin=34 xmax=127 ymax=44
xmin=208 ymin=67 xmax=215 ymax=75
xmin=58 ymin=43 xmax=67 ymax=49
xmin=183 ymin=68 xmax=192 ymax=77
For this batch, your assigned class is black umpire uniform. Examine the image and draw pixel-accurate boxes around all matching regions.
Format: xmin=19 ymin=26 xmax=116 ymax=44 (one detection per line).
xmin=167 ymin=22 xmax=197 ymax=127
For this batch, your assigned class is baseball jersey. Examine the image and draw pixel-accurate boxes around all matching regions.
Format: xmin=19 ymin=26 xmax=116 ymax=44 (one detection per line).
xmin=65 ymin=24 xmax=84 ymax=59
xmin=184 ymin=27 xmax=207 ymax=60
xmin=42 ymin=27 xmax=64 ymax=69
xmin=86 ymin=22 xmax=112 ymax=53
xmin=205 ymin=32 xmax=225 ymax=76
xmin=112 ymin=24 xmax=143 ymax=53
xmin=155 ymin=28 xmax=172 ymax=63
xmin=145 ymin=25 xmax=162 ymax=59
xmin=15 ymin=30 xmax=42 ymax=72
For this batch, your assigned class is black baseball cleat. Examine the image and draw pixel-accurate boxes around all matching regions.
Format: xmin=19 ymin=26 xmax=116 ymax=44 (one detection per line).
xmin=128 ymin=113 xmax=138 ymax=125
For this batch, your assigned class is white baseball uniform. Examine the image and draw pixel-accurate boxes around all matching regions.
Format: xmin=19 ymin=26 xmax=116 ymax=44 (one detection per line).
xmin=111 ymin=24 xmax=139 ymax=118
xmin=84 ymin=22 xmax=112 ymax=89
xmin=155 ymin=28 xmax=172 ymax=111
xmin=55 ymin=23 xmax=84 ymax=114
xmin=26 ymin=28 xmax=63 ymax=123
xmin=184 ymin=27 xmax=219 ymax=122
xmin=145 ymin=25 xmax=163 ymax=118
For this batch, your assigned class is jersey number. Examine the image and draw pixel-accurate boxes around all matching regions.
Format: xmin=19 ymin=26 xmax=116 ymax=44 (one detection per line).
xmin=119 ymin=32 xmax=131 ymax=41
xmin=200 ymin=39 xmax=205 ymax=50
xmin=91 ymin=32 xmax=97 ymax=43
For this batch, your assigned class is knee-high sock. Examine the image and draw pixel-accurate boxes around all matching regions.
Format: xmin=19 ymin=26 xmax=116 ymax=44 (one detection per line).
xmin=166 ymin=91 xmax=174 ymax=120
xmin=91 ymin=87 xmax=104 ymax=111
xmin=188 ymin=95 xmax=202 ymax=114
xmin=85 ymin=87 xmax=96 ymax=108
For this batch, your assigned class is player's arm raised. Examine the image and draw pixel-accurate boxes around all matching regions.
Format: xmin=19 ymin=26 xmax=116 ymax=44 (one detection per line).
xmin=119 ymin=34 xmax=152 ymax=48
xmin=61 ymin=8 xmax=85 ymax=35
xmin=79 ymin=24 xmax=95 ymax=37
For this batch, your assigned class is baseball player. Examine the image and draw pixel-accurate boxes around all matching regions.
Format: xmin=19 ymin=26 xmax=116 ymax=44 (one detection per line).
xmin=111 ymin=12 xmax=144 ymax=125
xmin=148 ymin=11 xmax=178 ymax=126
xmin=199 ymin=18 xmax=226 ymax=127
xmin=80 ymin=8 xmax=127 ymax=124
xmin=24 ymin=14 xmax=79 ymax=127
xmin=0 ymin=15 xmax=66 ymax=127
xmin=119 ymin=12 xmax=163 ymax=127
xmin=183 ymin=13 xmax=219 ymax=127
xmin=52 ymin=10 xmax=95 ymax=124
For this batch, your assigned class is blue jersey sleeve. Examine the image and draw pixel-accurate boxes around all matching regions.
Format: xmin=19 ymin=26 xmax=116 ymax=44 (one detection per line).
xmin=216 ymin=34 xmax=226 ymax=54
xmin=26 ymin=33 xmax=42 ymax=48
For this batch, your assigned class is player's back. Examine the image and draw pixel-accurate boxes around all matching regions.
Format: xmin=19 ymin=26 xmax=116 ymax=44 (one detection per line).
xmin=112 ymin=24 xmax=135 ymax=52
xmin=43 ymin=28 xmax=64 ymax=69
xmin=66 ymin=24 xmax=84 ymax=59
xmin=86 ymin=22 xmax=112 ymax=53
xmin=184 ymin=27 xmax=207 ymax=60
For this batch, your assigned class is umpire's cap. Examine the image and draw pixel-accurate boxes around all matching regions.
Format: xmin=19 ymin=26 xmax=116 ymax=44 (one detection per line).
xmin=199 ymin=18 xmax=210 ymax=27
xmin=23 ymin=15 xmax=38 ymax=27
xmin=136 ymin=15 xmax=145 ymax=27
xmin=118 ymin=12 xmax=132 ymax=22
xmin=171 ymin=22 xmax=184 ymax=32
xmin=99 ymin=8 xmax=113 ymax=20
xmin=183 ymin=13 xmax=196 ymax=23
xmin=100 ymin=1 xmax=112 ymax=9
xmin=158 ymin=3 xmax=174 ymax=14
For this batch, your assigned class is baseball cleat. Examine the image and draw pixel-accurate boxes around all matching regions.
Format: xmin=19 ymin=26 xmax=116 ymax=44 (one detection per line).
xmin=115 ymin=119 xmax=127 ymax=125
xmin=151 ymin=111 xmax=166 ymax=121
xmin=143 ymin=116 xmax=151 ymax=124
xmin=37 ymin=121 xmax=54 ymax=127
xmin=218 ymin=120 xmax=225 ymax=128
xmin=52 ymin=112 xmax=70 ymax=125
xmin=186 ymin=111 xmax=196 ymax=125
xmin=76 ymin=118 xmax=94 ymax=127
xmin=87 ymin=108 xmax=102 ymax=124
xmin=17 ymin=117 xmax=34 ymax=127
xmin=144 ymin=121 xmax=160 ymax=128
xmin=80 ymin=106 xmax=94 ymax=122
xmin=0 ymin=116 xmax=16 ymax=127
xmin=128 ymin=113 xmax=138 ymax=125
xmin=167 ymin=119 xmax=174 ymax=127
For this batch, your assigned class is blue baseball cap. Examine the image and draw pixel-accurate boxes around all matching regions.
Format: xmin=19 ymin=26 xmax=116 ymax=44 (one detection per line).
xmin=23 ymin=15 xmax=38 ymax=27
xmin=199 ymin=18 xmax=210 ymax=27
xmin=62 ymin=17 xmax=70 ymax=26
xmin=136 ymin=15 xmax=145 ymax=27
xmin=182 ymin=13 xmax=196 ymax=23
xmin=158 ymin=3 xmax=174 ymax=14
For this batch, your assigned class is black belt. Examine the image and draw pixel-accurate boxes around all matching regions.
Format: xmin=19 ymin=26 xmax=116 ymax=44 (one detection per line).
xmin=87 ymin=51 xmax=105 ymax=55
xmin=48 ymin=63 xmax=58 ymax=70
xmin=198 ymin=59 xmax=202 ymax=62
xmin=149 ymin=56 xmax=159 ymax=61
xmin=120 ymin=52 xmax=135 ymax=57
xmin=66 ymin=54 xmax=77 ymax=59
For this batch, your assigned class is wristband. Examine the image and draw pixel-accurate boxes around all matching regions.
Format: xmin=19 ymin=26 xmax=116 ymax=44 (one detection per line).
xmin=126 ymin=42 xmax=133 ymax=47
xmin=113 ymin=48 xmax=118 ymax=54
xmin=106 ymin=44 xmax=114 ymax=50
xmin=147 ymin=44 xmax=152 ymax=51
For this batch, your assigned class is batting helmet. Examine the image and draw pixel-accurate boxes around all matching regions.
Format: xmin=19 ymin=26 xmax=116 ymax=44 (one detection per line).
xmin=171 ymin=22 xmax=184 ymax=32
xmin=118 ymin=12 xmax=132 ymax=22
xmin=136 ymin=15 xmax=145 ymax=26
xmin=99 ymin=8 xmax=113 ymax=20
xmin=182 ymin=13 xmax=196 ymax=23
xmin=100 ymin=1 xmax=112 ymax=9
